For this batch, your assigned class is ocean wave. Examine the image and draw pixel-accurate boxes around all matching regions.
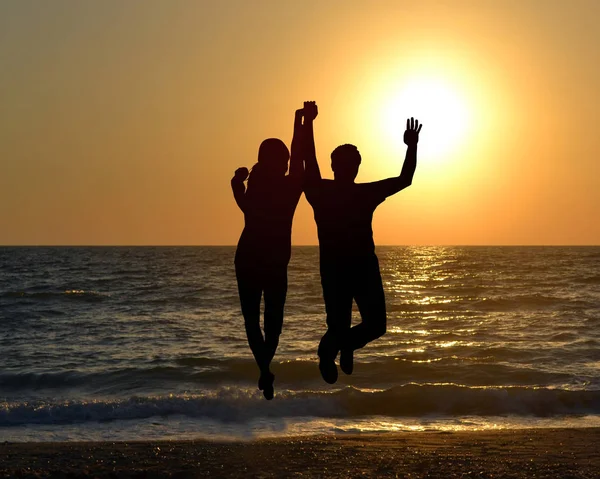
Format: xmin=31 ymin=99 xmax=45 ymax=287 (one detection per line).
xmin=0 ymin=357 xmax=590 ymax=393
xmin=0 ymin=371 xmax=89 ymax=389
xmin=0 ymin=290 xmax=108 ymax=302
xmin=2 ymin=385 xmax=600 ymax=427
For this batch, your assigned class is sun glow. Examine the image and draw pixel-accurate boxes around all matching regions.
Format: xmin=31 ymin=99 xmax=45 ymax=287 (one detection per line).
xmin=377 ymin=77 xmax=471 ymax=164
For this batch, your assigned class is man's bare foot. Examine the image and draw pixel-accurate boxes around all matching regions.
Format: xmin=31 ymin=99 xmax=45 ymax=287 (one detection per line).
xmin=319 ymin=356 xmax=338 ymax=384
xmin=340 ymin=349 xmax=354 ymax=375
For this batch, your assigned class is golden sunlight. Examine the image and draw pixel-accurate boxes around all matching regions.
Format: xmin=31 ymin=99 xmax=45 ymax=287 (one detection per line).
xmin=378 ymin=76 xmax=471 ymax=164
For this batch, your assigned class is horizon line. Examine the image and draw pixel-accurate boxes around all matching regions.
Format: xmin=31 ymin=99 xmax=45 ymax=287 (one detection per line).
xmin=1 ymin=244 xmax=599 ymax=248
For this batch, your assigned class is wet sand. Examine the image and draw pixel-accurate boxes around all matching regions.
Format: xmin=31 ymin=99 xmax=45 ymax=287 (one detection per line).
xmin=1 ymin=428 xmax=599 ymax=478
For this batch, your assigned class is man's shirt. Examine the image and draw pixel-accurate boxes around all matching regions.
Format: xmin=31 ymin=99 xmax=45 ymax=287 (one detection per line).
xmin=305 ymin=179 xmax=387 ymax=262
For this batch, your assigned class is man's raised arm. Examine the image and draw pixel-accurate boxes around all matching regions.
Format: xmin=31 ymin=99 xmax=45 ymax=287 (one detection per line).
xmin=371 ymin=117 xmax=422 ymax=198
xmin=302 ymin=101 xmax=321 ymax=187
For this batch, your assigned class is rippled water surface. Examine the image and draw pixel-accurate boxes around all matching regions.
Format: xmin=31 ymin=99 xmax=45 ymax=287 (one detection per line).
xmin=1 ymin=246 xmax=599 ymax=441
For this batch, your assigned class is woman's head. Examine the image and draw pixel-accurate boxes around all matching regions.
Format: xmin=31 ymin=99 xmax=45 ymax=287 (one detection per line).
xmin=247 ymin=138 xmax=289 ymax=190
xmin=257 ymin=138 xmax=289 ymax=174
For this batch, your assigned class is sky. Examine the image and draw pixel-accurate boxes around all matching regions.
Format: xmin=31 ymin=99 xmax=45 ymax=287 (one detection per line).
xmin=1 ymin=0 xmax=599 ymax=245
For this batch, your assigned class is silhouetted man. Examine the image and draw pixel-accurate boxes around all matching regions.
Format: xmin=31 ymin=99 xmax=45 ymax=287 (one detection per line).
xmin=302 ymin=101 xmax=422 ymax=384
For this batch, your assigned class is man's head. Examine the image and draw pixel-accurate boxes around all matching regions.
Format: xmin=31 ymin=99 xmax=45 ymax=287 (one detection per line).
xmin=331 ymin=144 xmax=361 ymax=182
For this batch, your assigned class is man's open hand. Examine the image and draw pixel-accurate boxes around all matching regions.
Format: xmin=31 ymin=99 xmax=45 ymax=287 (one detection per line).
xmin=403 ymin=118 xmax=422 ymax=146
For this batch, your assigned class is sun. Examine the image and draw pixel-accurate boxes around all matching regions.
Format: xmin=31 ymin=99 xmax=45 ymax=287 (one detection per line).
xmin=378 ymin=77 xmax=471 ymax=163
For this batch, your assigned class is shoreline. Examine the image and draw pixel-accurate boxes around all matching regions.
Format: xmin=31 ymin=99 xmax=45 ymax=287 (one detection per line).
xmin=2 ymin=428 xmax=600 ymax=478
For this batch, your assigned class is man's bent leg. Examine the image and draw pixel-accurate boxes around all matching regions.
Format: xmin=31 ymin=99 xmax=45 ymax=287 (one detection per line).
xmin=318 ymin=264 xmax=353 ymax=359
xmin=348 ymin=257 xmax=387 ymax=351
xmin=318 ymin=263 xmax=352 ymax=383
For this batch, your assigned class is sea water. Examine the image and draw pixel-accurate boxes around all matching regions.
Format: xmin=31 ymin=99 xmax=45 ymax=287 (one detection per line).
xmin=1 ymin=246 xmax=599 ymax=441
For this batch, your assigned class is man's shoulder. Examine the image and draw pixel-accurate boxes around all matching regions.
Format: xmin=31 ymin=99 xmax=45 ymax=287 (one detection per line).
xmin=354 ymin=180 xmax=377 ymax=187
xmin=353 ymin=181 xmax=388 ymax=206
xmin=355 ymin=180 xmax=385 ymax=192
xmin=304 ymin=179 xmax=333 ymax=207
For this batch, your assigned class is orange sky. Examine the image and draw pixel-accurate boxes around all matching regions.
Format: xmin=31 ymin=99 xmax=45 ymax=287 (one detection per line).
xmin=1 ymin=1 xmax=599 ymax=245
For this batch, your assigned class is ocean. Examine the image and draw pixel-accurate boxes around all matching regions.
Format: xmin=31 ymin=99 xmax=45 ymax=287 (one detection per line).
xmin=1 ymin=246 xmax=599 ymax=442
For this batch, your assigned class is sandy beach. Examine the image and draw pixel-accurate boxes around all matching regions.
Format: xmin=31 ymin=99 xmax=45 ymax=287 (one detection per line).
xmin=1 ymin=428 xmax=599 ymax=478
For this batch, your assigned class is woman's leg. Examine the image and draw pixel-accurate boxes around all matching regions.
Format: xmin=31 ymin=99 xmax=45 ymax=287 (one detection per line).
xmin=263 ymin=266 xmax=288 ymax=368
xmin=235 ymin=265 xmax=267 ymax=374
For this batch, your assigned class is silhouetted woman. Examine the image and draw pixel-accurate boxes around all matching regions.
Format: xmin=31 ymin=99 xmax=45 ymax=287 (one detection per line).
xmin=231 ymin=105 xmax=309 ymax=399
